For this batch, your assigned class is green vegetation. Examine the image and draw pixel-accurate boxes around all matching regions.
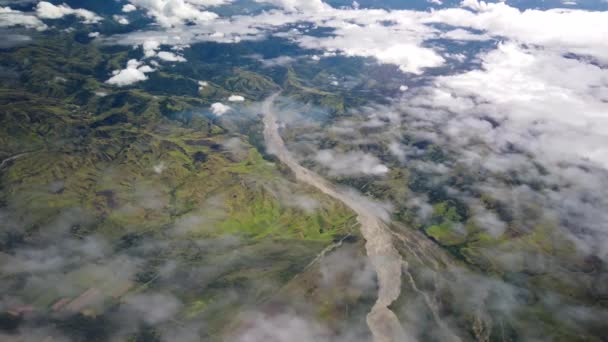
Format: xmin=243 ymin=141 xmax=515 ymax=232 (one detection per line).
xmin=0 ymin=30 xmax=363 ymax=341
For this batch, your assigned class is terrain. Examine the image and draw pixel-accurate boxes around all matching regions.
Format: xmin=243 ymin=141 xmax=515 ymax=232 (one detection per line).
xmin=1 ymin=0 xmax=608 ymax=342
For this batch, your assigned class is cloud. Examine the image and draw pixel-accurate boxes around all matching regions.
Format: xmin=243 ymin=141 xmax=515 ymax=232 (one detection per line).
xmin=141 ymin=39 xmax=186 ymax=61
xmin=198 ymin=80 xmax=208 ymax=90
xmin=228 ymin=94 xmax=245 ymax=102
xmin=395 ymin=41 xmax=608 ymax=258
xmin=36 ymin=1 xmax=102 ymax=24
xmin=299 ymin=33 xmax=444 ymax=74
xmin=98 ymin=0 xmax=608 ymax=78
xmin=157 ymin=50 xmax=186 ymax=61
xmin=230 ymin=310 xmax=331 ymax=342
xmin=122 ymin=292 xmax=183 ymax=325
xmin=105 ymin=59 xmax=155 ymax=86
xmin=211 ymin=102 xmax=231 ymax=115
xmin=259 ymin=55 xmax=296 ymax=67
xmin=123 ymin=4 xmax=137 ymax=13
xmin=315 ymin=149 xmax=389 ymax=176
xmin=153 ymin=162 xmax=166 ymax=174
xmin=113 ymin=14 xmax=129 ymax=25
xmin=0 ymin=31 xmax=31 ymax=47
xmin=0 ymin=6 xmax=47 ymax=30
xmin=409 ymin=42 xmax=608 ymax=170
xmin=1 ymin=235 xmax=108 ymax=274
xmin=440 ymin=28 xmax=489 ymax=41
xmin=143 ymin=39 xmax=161 ymax=57
xmin=254 ymin=0 xmax=330 ymax=12
xmin=319 ymin=248 xmax=376 ymax=292
xmin=470 ymin=203 xmax=507 ymax=238
xmin=105 ymin=2 xmax=449 ymax=75
xmin=126 ymin=0 xmax=221 ymax=27
xmin=427 ymin=0 xmax=608 ymax=62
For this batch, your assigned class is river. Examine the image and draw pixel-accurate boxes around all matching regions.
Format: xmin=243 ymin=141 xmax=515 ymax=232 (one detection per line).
xmin=262 ymin=93 xmax=408 ymax=342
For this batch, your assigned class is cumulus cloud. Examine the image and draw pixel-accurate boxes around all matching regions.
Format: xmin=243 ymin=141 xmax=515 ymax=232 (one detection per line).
xmin=113 ymin=14 xmax=129 ymax=25
xmin=107 ymin=1 xmax=447 ymax=74
xmin=126 ymin=0 xmax=221 ymax=27
xmin=36 ymin=1 xmax=102 ymax=24
xmin=427 ymin=0 xmax=608 ymax=62
xmin=157 ymin=50 xmax=186 ymax=61
xmin=122 ymin=4 xmax=137 ymax=13
xmin=105 ymin=59 xmax=155 ymax=86
xmin=142 ymin=39 xmax=161 ymax=57
xmin=211 ymin=102 xmax=231 ymax=115
xmin=228 ymin=94 xmax=245 ymax=102
xmin=302 ymin=36 xmax=444 ymax=75
xmin=409 ymin=42 xmax=608 ymax=170
xmin=141 ymin=39 xmax=186 ymax=61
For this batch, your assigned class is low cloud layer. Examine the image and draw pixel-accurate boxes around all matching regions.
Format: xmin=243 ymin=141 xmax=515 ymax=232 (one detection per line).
xmin=399 ymin=41 xmax=608 ymax=258
xmin=315 ymin=149 xmax=389 ymax=176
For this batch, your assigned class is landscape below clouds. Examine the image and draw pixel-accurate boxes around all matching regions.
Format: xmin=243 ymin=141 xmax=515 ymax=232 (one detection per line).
xmin=0 ymin=0 xmax=607 ymax=341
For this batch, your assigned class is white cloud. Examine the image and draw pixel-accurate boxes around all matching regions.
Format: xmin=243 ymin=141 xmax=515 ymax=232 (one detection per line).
xmin=142 ymin=39 xmax=161 ymax=57
xmin=122 ymin=4 xmax=137 ymax=12
xmin=400 ymin=41 xmax=608 ymax=258
xmin=255 ymin=0 xmax=329 ymax=12
xmin=315 ymin=149 xmax=389 ymax=176
xmin=157 ymin=50 xmax=186 ymax=61
xmin=140 ymin=39 xmax=186 ymax=61
xmin=153 ymin=162 xmax=166 ymax=174
xmin=210 ymin=102 xmax=231 ymax=116
xmin=36 ymin=1 xmax=102 ymax=24
xmin=471 ymin=204 xmax=507 ymax=238
xmin=106 ymin=0 xmax=608 ymax=77
xmin=294 ymin=10 xmax=445 ymax=74
xmin=410 ymin=42 xmax=608 ymax=168
xmin=231 ymin=311 xmax=330 ymax=342
xmin=88 ymin=31 xmax=100 ymax=38
xmin=0 ymin=6 xmax=47 ymax=30
xmin=228 ymin=94 xmax=245 ymax=102
xmin=259 ymin=55 xmax=296 ymax=67
xmin=113 ymin=14 xmax=130 ymax=25
xmin=107 ymin=4 xmax=448 ymax=74
xmin=126 ymin=0 xmax=221 ymax=27
xmin=427 ymin=0 xmax=608 ymax=62
xmin=441 ymin=28 xmax=489 ymax=41
xmin=105 ymin=59 xmax=155 ymax=86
